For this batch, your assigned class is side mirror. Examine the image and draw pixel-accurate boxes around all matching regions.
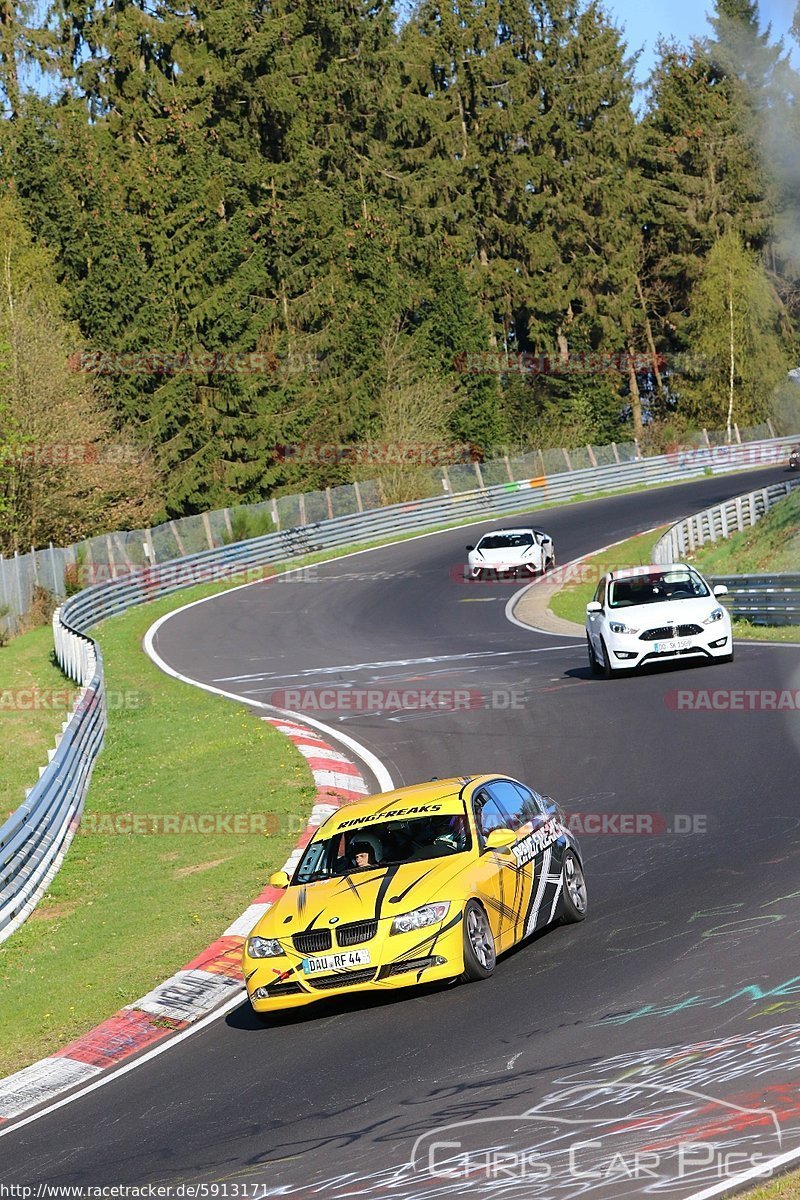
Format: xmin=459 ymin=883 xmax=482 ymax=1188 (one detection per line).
xmin=586 ymin=601 xmax=602 ymax=614
xmin=713 ymin=584 xmax=728 ymax=597
xmin=269 ymin=870 xmax=290 ymax=889
xmin=485 ymin=828 xmax=516 ymax=850
xmin=465 ymin=545 xmax=475 ymax=553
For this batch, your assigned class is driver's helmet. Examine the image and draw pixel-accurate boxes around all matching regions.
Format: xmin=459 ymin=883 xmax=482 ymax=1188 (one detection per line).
xmin=348 ymin=832 xmax=382 ymax=865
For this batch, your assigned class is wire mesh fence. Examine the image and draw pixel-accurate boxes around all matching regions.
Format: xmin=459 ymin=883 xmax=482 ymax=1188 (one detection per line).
xmin=0 ymin=422 xmax=792 ymax=639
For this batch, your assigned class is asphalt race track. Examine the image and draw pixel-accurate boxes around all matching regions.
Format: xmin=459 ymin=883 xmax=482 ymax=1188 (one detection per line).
xmin=4 ymin=466 xmax=800 ymax=1198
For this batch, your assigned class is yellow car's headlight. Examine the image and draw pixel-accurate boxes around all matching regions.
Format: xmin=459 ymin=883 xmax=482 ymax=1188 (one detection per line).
xmin=390 ymin=902 xmax=450 ymax=935
xmin=247 ymin=936 xmax=285 ymax=958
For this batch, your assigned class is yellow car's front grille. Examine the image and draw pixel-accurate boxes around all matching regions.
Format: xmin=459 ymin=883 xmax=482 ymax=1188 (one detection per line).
xmin=292 ymin=929 xmax=332 ymax=954
xmin=336 ymin=920 xmax=378 ymax=946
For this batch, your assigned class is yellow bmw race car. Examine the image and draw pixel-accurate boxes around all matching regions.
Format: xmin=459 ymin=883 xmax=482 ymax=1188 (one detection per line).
xmin=243 ymin=775 xmax=587 ymax=1013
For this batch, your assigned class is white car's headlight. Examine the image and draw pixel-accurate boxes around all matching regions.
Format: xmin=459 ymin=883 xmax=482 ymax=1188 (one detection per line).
xmin=609 ymin=621 xmax=639 ymax=635
xmin=703 ymin=607 xmax=725 ymax=625
xmin=247 ymin=936 xmax=285 ymax=958
xmin=390 ymin=902 xmax=450 ymax=935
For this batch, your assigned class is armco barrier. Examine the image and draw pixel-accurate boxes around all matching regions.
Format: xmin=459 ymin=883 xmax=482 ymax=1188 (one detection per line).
xmin=0 ymin=625 xmax=105 ymax=942
xmin=1 ymin=431 xmax=797 ymax=639
xmin=710 ymin=574 xmax=800 ymax=625
xmin=0 ymin=435 xmax=797 ymax=942
xmin=653 ymin=477 xmax=800 ymax=625
xmin=653 ymin=476 xmax=800 ymax=562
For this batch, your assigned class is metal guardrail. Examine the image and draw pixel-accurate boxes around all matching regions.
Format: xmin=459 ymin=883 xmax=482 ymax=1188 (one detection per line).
xmin=0 ymin=625 xmax=105 ymax=942
xmin=1 ymin=430 xmax=796 ymax=638
xmin=1 ymin=435 xmax=797 ymax=942
xmin=653 ymin=477 xmax=800 ymax=626
xmin=710 ymin=575 xmax=800 ymax=625
xmin=652 ymin=476 xmax=800 ymax=562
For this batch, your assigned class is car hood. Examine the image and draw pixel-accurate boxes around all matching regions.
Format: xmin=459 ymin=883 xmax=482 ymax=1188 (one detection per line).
xmin=608 ymin=597 xmax=722 ymax=628
xmin=252 ymin=857 xmax=469 ymax=939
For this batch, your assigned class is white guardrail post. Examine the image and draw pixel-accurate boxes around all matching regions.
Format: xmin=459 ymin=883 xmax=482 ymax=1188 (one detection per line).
xmin=1 ymin=434 xmax=798 ymax=942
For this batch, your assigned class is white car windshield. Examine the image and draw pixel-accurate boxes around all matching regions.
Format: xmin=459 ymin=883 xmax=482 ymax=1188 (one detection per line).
xmin=608 ymin=569 xmax=710 ymax=609
xmin=294 ymin=814 xmax=472 ymax=883
xmin=478 ymin=533 xmax=534 ymax=550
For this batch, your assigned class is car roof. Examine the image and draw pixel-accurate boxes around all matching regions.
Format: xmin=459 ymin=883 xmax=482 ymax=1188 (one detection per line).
xmin=478 ymin=527 xmax=537 ymax=537
xmin=316 ymin=774 xmax=515 ymax=836
xmin=320 ymin=778 xmax=469 ymax=831
xmin=607 ymin=562 xmax=691 ymax=581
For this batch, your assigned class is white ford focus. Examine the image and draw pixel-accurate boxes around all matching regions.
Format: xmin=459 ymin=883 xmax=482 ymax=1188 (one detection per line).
xmin=466 ymin=528 xmax=555 ymax=579
xmin=585 ymin=564 xmax=733 ymax=677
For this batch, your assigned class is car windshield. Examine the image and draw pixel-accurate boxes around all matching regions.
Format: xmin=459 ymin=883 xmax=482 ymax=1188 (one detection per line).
xmin=608 ymin=569 xmax=710 ymax=609
xmin=478 ymin=533 xmax=534 ymax=550
xmin=293 ymin=814 xmax=472 ymax=884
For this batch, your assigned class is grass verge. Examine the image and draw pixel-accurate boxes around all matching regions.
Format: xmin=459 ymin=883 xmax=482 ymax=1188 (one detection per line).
xmin=686 ymin=488 xmax=800 ymax=575
xmin=0 ymin=627 xmax=79 ymax=819
xmin=746 ymin=1169 xmax=800 ymax=1198
xmin=0 ymin=590 xmax=315 ymax=1079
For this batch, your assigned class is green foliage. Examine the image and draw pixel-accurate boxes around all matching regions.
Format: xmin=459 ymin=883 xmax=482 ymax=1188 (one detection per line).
xmin=681 ymin=229 xmax=790 ymax=431
xmin=0 ymin=0 xmax=797 ymax=534
xmin=222 ymin=506 xmax=276 ymax=545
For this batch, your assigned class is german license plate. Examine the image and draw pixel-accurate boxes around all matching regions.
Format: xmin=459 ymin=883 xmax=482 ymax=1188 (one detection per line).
xmin=654 ymin=638 xmax=692 ymax=653
xmin=302 ymin=950 xmax=371 ymax=975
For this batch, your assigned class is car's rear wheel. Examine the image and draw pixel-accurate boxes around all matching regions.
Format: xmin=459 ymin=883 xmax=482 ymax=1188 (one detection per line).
xmin=461 ymin=900 xmax=496 ymax=981
xmin=558 ymin=851 xmax=588 ymax=923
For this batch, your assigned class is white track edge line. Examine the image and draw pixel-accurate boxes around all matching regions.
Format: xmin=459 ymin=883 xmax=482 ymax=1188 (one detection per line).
xmin=143 ymin=614 xmax=394 ymax=793
xmin=0 ymin=989 xmax=245 ymax=1139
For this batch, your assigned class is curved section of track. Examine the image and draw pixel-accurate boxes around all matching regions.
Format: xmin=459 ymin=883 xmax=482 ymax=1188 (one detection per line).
xmin=4 ymin=468 xmax=800 ymax=1198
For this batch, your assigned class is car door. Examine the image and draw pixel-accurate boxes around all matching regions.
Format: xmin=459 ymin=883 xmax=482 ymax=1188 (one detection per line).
xmin=506 ymin=782 xmax=569 ymax=939
xmin=587 ymin=575 xmax=607 ymax=656
xmin=469 ymin=785 xmax=521 ymax=950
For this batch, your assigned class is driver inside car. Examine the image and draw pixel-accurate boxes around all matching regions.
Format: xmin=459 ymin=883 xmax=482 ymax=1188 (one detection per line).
xmin=348 ymin=839 xmax=380 ymax=869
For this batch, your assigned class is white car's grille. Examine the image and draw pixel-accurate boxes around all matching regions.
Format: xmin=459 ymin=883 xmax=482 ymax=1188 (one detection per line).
xmin=639 ymin=623 xmax=703 ymax=641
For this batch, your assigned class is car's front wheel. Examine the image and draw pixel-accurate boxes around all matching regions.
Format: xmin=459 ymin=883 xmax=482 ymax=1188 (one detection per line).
xmin=587 ymin=635 xmax=603 ymax=676
xmin=598 ymin=635 xmax=614 ymax=679
xmin=461 ymin=900 xmax=496 ymax=981
xmin=558 ymin=851 xmax=588 ymax=923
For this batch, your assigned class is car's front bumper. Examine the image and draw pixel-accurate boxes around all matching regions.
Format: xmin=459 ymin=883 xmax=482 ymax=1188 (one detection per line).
xmin=604 ymin=624 xmax=732 ymax=669
xmin=243 ymin=915 xmax=465 ymax=1012
xmin=468 ymin=560 xmax=540 ymax=577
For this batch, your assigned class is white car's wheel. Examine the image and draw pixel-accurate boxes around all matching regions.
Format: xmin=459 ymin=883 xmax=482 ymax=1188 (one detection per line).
xmin=587 ymin=635 xmax=603 ymax=676
xmin=599 ymin=636 xmax=615 ymax=680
